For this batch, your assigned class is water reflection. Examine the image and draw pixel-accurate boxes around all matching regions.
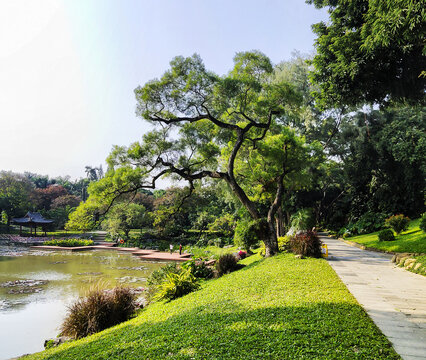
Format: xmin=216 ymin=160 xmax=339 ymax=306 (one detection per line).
xmin=0 ymin=248 xmax=163 ymax=360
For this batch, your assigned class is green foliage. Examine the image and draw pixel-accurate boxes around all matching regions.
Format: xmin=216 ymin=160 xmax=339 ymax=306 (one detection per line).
xmin=385 ymin=214 xmax=410 ymax=235
xmin=378 ymin=229 xmax=395 ymax=242
xmin=327 ymin=107 xmax=426 ymax=228
xmin=0 ymin=171 xmax=34 ymax=221
xmin=25 ymin=253 xmax=399 ymax=360
xmin=308 ymin=0 xmax=425 ymax=107
xmin=181 ymin=260 xmax=213 ymax=279
xmin=289 ymin=208 xmax=315 ymax=232
xmin=60 ymin=286 xmax=137 ymax=339
xmin=102 ymin=203 xmax=146 ymax=238
xmin=216 ymin=254 xmax=239 ymax=276
xmin=208 ymin=213 xmax=235 ymax=237
xmin=153 ymin=268 xmax=200 ymax=302
xmin=43 ymin=239 xmax=94 ymax=247
xmin=146 ymin=263 xmax=180 ymax=303
xmin=233 ymin=219 xmax=260 ymax=250
xmin=1 ymin=210 xmax=7 ymax=225
xmin=65 ymin=200 xmax=97 ymax=231
xmin=277 ymin=236 xmax=290 ymax=251
xmin=419 ymin=213 xmax=426 ymax=233
xmin=289 ymin=231 xmax=322 ymax=258
xmin=342 ymin=212 xmax=386 ymax=236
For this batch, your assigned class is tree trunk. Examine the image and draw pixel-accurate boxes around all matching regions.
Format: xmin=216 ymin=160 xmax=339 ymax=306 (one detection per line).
xmin=263 ymin=219 xmax=279 ymax=257
xmin=276 ymin=208 xmax=284 ymax=238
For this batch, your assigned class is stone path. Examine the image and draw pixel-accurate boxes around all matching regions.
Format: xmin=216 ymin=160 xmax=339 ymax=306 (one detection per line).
xmin=320 ymin=235 xmax=426 ymax=360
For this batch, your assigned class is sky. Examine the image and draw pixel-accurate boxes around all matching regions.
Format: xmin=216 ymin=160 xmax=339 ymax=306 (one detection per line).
xmin=0 ymin=0 xmax=328 ymax=181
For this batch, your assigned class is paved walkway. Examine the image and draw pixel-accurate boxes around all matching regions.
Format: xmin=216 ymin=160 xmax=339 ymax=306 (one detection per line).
xmin=320 ymin=235 xmax=426 ymax=360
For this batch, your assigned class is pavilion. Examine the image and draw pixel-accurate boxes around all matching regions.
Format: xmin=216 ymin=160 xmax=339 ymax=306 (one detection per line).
xmin=11 ymin=212 xmax=54 ymax=236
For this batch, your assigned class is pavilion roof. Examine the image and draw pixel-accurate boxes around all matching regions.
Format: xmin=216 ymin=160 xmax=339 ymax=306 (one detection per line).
xmin=11 ymin=212 xmax=54 ymax=225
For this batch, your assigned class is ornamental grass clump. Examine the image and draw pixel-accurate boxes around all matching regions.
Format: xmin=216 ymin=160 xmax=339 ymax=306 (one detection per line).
xmin=288 ymin=231 xmax=322 ymax=258
xmin=385 ymin=214 xmax=410 ymax=235
xmin=216 ymin=253 xmax=239 ymax=276
xmin=153 ymin=268 xmax=199 ymax=302
xmin=61 ymin=286 xmax=137 ymax=339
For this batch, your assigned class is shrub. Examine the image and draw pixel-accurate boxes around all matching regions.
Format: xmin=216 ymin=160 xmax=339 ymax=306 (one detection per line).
xmin=378 ymin=229 xmax=395 ymax=242
xmin=233 ymin=219 xmax=261 ymax=250
xmin=420 ymin=213 xmax=426 ymax=233
xmin=238 ymin=250 xmax=247 ymax=259
xmin=216 ymin=254 xmax=239 ymax=276
xmin=182 ymin=260 xmax=213 ymax=279
xmin=153 ymin=268 xmax=200 ymax=302
xmin=277 ymin=236 xmax=290 ymax=251
xmin=43 ymin=239 xmax=94 ymax=247
xmin=385 ymin=214 xmax=410 ymax=234
xmin=61 ymin=286 xmax=137 ymax=339
xmin=146 ymin=263 xmax=180 ymax=303
xmin=288 ymin=231 xmax=322 ymax=258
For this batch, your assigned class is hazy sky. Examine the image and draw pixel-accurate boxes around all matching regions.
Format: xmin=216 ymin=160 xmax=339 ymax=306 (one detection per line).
xmin=0 ymin=0 xmax=327 ymax=181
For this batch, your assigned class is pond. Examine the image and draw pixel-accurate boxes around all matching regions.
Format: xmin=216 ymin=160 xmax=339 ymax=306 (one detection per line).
xmin=0 ymin=246 xmax=164 ymax=360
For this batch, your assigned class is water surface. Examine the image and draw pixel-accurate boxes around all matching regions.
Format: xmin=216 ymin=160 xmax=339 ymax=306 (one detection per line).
xmin=0 ymin=246 xmax=163 ymax=359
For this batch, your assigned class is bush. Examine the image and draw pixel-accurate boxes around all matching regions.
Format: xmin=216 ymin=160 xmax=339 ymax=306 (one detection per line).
xmin=233 ymin=219 xmax=261 ymax=250
xmin=61 ymin=286 xmax=137 ymax=339
xmin=378 ymin=229 xmax=395 ymax=242
xmin=420 ymin=213 xmax=426 ymax=233
xmin=288 ymin=231 xmax=322 ymax=258
xmin=216 ymin=253 xmax=239 ymax=276
xmin=277 ymin=236 xmax=290 ymax=251
xmin=238 ymin=250 xmax=247 ymax=259
xmin=146 ymin=263 xmax=180 ymax=303
xmin=182 ymin=260 xmax=213 ymax=279
xmin=153 ymin=268 xmax=200 ymax=302
xmin=43 ymin=239 xmax=94 ymax=247
xmin=385 ymin=214 xmax=410 ymax=234
xmin=343 ymin=212 xmax=386 ymax=236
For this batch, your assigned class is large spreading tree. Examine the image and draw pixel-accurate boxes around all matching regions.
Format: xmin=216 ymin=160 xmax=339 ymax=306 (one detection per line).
xmin=79 ymin=51 xmax=320 ymax=256
xmin=308 ymin=0 xmax=425 ymax=108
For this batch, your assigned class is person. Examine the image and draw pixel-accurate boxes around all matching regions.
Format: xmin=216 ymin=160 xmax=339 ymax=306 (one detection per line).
xmin=179 ymin=244 xmax=182 ymax=255
xmin=169 ymin=243 xmax=173 ymax=254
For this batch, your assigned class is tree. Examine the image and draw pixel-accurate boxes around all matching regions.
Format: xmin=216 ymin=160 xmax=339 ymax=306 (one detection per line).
xmin=85 ymin=165 xmax=104 ymax=182
xmin=102 ymin=203 xmax=146 ymax=239
xmin=51 ymin=195 xmax=82 ymax=209
xmin=81 ymin=51 xmax=319 ymax=257
xmin=31 ymin=184 xmax=68 ymax=210
xmin=0 ymin=171 xmax=35 ymax=223
xmin=308 ymin=0 xmax=425 ymax=108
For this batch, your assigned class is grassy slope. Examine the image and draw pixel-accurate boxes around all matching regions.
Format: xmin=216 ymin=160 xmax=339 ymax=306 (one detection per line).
xmin=24 ymin=254 xmax=399 ymax=360
xmin=347 ymin=219 xmax=426 ymax=253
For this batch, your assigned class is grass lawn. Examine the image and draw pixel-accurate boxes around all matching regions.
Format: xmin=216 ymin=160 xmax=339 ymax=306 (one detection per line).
xmin=346 ymin=218 xmax=425 ymax=253
xmin=24 ymin=253 xmax=399 ymax=359
xmin=185 ymin=244 xmax=239 ymax=259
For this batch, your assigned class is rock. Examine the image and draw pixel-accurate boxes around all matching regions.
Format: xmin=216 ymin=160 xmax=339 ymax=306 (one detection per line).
xmin=404 ymin=258 xmax=416 ymax=269
xmin=391 ymin=255 xmax=397 ymax=263
xmin=414 ymin=263 xmax=422 ymax=271
xmin=295 ymin=255 xmax=304 ymax=259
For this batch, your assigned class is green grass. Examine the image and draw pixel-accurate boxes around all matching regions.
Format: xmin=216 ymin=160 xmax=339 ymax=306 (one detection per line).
xmin=185 ymin=245 xmax=239 ymax=259
xmin=347 ymin=219 xmax=425 ymax=253
xmin=24 ymin=253 xmax=399 ymax=359
xmin=42 ymin=239 xmax=94 ymax=247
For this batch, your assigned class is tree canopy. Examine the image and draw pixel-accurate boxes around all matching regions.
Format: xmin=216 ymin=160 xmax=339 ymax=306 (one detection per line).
xmin=74 ymin=51 xmax=320 ymax=256
xmin=308 ymin=0 xmax=425 ymax=108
